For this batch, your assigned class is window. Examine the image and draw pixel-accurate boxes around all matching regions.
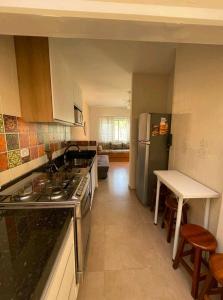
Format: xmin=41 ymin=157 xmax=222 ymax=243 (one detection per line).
xmin=99 ymin=116 xmax=130 ymax=143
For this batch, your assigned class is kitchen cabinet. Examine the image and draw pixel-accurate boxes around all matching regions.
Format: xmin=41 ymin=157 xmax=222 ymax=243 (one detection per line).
xmin=49 ymin=38 xmax=83 ymax=112
xmin=41 ymin=218 xmax=78 ymax=300
xmin=0 ymin=36 xmax=21 ymax=116
xmin=14 ymin=36 xmax=83 ymax=124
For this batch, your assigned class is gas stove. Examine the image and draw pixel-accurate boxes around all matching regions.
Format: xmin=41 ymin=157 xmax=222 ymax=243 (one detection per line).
xmin=0 ymin=171 xmax=89 ymax=209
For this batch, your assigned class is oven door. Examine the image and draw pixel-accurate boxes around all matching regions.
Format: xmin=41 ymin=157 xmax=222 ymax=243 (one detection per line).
xmin=76 ymin=182 xmax=91 ymax=280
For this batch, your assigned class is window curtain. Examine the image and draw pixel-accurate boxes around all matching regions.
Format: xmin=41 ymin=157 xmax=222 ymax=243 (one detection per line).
xmin=99 ymin=117 xmax=130 ymax=143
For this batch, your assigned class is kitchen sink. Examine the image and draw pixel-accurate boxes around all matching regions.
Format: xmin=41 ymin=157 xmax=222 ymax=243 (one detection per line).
xmin=44 ymin=150 xmax=96 ymax=173
xmin=71 ymin=158 xmax=92 ymax=168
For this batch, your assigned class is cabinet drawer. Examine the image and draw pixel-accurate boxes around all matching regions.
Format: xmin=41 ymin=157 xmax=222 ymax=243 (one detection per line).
xmin=41 ymin=219 xmax=74 ymax=300
xmin=57 ymin=247 xmax=75 ymax=300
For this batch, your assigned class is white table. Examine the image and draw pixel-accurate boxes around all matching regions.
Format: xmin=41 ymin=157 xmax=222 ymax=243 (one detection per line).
xmin=153 ymin=170 xmax=219 ymax=260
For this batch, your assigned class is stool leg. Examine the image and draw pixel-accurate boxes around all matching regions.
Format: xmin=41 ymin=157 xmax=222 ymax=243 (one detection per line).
xmin=192 ymin=248 xmax=202 ymax=299
xmin=182 ymin=207 xmax=188 ymax=224
xmin=173 ymin=237 xmax=185 ymax=269
xmin=198 ymin=271 xmax=215 ymax=300
xmin=161 ymin=206 xmax=168 ymax=228
xmin=190 ymin=248 xmax=195 ymax=263
xmin=167 ymin=210 xmax=175 ymax=243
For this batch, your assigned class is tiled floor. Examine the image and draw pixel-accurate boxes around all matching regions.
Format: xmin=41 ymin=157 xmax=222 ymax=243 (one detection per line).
xmin=77 ymin=162 xmax=193 ymax=300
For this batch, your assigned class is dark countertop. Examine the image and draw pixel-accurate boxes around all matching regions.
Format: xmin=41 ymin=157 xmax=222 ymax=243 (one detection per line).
xmin=0 ymin=208 xmax=73 ymax=300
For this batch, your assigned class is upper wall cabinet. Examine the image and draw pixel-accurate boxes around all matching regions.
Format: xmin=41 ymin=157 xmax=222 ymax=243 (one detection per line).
xmin=14 ymin=36 xmax=83 ymax=124
xmin=0 ymin=36 xmax=21 ymax=117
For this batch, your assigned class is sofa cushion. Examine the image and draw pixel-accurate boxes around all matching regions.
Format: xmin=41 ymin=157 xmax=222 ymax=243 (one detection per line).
xmin=97 ymin=144 xmax=103 ymax=152
xmin=111 ymin=143 xmax=123 ymax=149
xmin=122 ymin=142 xmax=130 ymax=149
xmin=101 ymin=142 xmax=111 ymax=150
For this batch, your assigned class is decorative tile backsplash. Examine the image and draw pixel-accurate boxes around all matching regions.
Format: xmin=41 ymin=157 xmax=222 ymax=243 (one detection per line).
xmin=0 ymin=114 xmax=71 ymax=172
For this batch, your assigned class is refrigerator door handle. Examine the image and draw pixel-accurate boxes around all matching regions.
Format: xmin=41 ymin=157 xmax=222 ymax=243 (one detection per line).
xmin=139 ymin=141 xmax=150 ymax=145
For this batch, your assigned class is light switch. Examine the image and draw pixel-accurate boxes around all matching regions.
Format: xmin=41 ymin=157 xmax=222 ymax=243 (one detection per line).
xmin=20 ymin=148 xmax=29 ymax=158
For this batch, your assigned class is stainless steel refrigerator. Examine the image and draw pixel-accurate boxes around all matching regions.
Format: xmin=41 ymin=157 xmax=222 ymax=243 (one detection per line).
xmin=136 ymin=113 xmax=171 ymax=206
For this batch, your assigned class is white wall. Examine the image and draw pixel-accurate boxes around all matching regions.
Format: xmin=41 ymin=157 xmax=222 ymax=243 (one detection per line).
xmin=89 ymin=106 xmax=130 ymax=141
xmin=169 ymin=44 xmax=223 ymax=236
xmin=129 ymin=73 xmax=171 ymax=188
xmin=71 ymin=100 xmax=90 ymax=141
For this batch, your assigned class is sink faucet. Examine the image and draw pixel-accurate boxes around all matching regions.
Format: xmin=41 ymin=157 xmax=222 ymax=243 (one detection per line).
xmin=45 ymin=149 xmax=59 ymax=173
xmin=63 ymin=143 xmax=80 ymax=167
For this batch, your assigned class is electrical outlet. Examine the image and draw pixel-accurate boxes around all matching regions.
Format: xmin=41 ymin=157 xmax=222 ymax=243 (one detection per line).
xmin=20 ymin=148 xmax=29 ymax=158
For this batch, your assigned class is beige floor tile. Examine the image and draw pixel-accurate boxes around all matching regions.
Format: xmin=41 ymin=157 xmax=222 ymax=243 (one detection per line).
xmin=104 ymin=269 xmax=193 ymax=300
xmin=77 ymin=272 xmax=104 ymax=300
xmin=87 ymin=225 xmax=105 ymax=271
xmin=79 ymin=163 xmax=194 ymax=300
xmin=104 ymin=222 xmax=161 ymax=270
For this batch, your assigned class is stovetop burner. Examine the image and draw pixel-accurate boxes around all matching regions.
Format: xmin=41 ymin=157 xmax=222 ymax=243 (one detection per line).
xmin=1 ymin=171 xmax=83 ymax=205
xmin=47 ymin=187 xmax=68 ymax=201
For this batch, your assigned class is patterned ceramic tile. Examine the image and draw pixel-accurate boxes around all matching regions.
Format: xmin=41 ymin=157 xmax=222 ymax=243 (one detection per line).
xmin=6 ymin=134 xmax=19 ymax=151
xmin=0 ymin=113 xmax=71 ymax=172
xmin=65 ymin=127 xmax=71 ymax=140
xmin=29 ymin=123 xmax=37 ymax=132
xmin=50 ymin=142 xmax=60 ymax=152
xmin=19 ymin=133 xmax=29 ymax=148
xmin=21 ymin=154 xmax=30 ymax=164
xmin=29 ymin=146 xmax=38 ymax=160
xmin=29 ymin=132 xmax=38 ymax=146
xmin=37 ymin=132 xmax=44 ymax=144
xmin=8 ymin=150 xmax=21 ymax=168
xmin=43 ymin=134 xmax=50 ymax=144
xmin=17 ymin=118 xmax=29 ymax=132
xmin=38 ymin=144 xmax=45 ymax=157
xmin=0 ymin=152 xmax=8 ymax=171
xmin=37 ymin=124 xmax=48 ymax=132
xmin=3 ymin=115 xmax=18 ymax=132
xmin=0 ymin=115 xmax=4 ymax=133
xmin=0 ymin=134 xmax=6 ymax=152
xmin=48 ymin=124 xmax=54 ymax=133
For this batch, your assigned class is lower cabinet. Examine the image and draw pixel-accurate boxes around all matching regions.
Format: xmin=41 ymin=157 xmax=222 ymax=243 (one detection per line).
xmin=41 ymin=218 xmax=78 ymax=300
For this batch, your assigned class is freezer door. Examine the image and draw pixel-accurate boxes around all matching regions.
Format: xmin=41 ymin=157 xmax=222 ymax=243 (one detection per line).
xmin=136 ymin=141 xmax=150 ymax=205
xmin=138 ymin=113 xmax=151 ymax=142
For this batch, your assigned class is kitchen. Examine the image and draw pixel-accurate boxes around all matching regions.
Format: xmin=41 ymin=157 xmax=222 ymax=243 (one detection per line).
xmin=0 ymin=1 xmax=223 ymax=300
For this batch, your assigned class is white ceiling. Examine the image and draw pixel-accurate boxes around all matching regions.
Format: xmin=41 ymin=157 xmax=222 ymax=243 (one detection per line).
xmin=52 ymin=38 xmax=176 ymax=107
xmin=98 ymin=0 xmax=223 ymax=9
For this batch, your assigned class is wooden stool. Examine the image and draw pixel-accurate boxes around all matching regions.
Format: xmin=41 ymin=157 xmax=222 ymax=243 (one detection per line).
xmin=173 ymin=224 xmax=217 ymax=299
xmin=199 ymin=253 xmax=223 ymax=300
xmin=161 ymin=195 xmax=189 ymax=243
xmin=150 ymin=184 xmax=171 ymax=212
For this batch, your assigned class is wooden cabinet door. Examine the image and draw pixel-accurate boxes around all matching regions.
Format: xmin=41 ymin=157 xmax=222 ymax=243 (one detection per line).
xmin=14 ymin=36 xmax=53 ymax=122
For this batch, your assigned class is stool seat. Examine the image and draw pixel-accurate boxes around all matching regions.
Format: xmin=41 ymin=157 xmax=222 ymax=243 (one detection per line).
xmin=209 ymin=254 xmax=223 ymax=285
xmin=174 ymin=224 xmax=217 ymax=298
xmin=181 ymin=224 xmax=217 ymax=252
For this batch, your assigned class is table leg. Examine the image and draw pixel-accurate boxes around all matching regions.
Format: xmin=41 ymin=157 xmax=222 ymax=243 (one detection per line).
xmin=172 ymin=197 xmax=184 ymax=260
xmin=154 ymin=179 xmax=160 ymax=225
xmin=204 ymin=198 xmax=210 ymax=229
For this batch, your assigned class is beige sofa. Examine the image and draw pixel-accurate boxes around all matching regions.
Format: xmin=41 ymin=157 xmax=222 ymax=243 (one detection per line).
xmin=97 ymin=142 xmax=129 ymax=162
